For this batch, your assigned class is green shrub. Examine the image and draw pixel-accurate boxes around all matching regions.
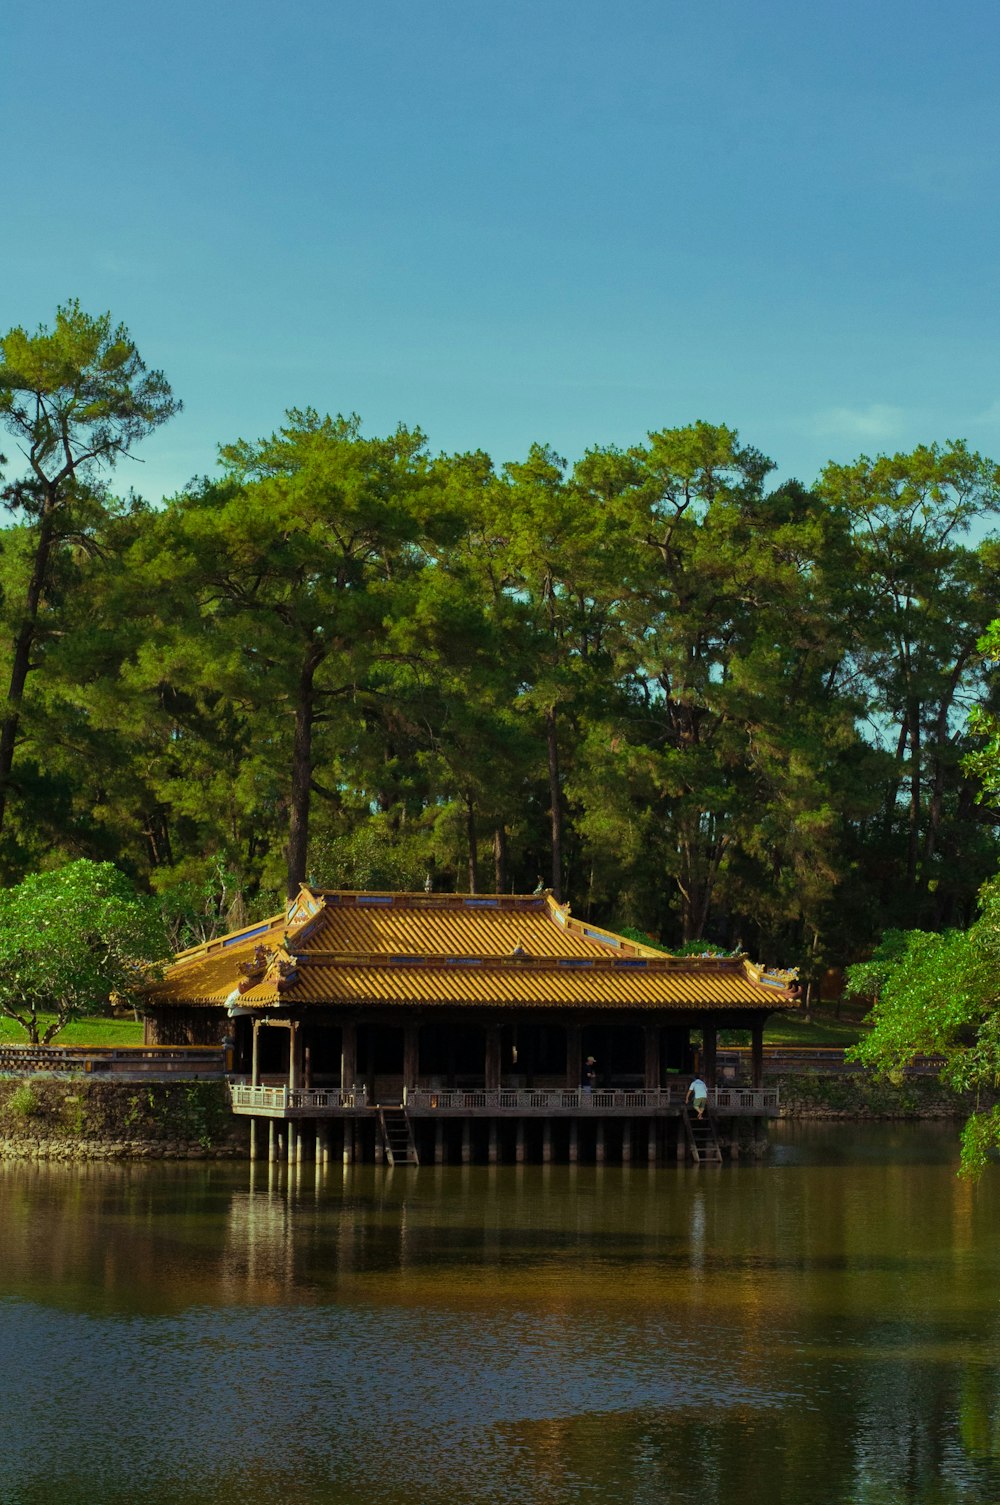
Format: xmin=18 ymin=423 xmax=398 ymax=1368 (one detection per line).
xmin=7 ymin=1084 xmax=39 ymax=1119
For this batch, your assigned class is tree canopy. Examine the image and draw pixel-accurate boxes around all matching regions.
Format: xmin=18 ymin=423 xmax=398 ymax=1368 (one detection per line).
xmin=0 ymin=859 xmax=168 ymax=1044
xmin=1 ymin=302 xmax=1000 ymax=1010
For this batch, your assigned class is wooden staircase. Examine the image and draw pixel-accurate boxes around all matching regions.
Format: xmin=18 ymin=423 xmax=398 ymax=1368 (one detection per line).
xmin=682 ymin=1106 xmax=723 ymax=1165
xmin=379 ymin=1107 xmax=419 ymax=1167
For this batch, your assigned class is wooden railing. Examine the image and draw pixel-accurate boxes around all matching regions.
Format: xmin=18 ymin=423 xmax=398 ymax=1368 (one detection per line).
xmin=404 ymin=1085 xmax=779 ymax=1114
xmin=0 ymin=1044 xmax=225 ymax=1078
xmin=229 ymin=1084 xmax=367 ymax=1114
xmin=227 ymin=1082 xmax=778 ymax=1116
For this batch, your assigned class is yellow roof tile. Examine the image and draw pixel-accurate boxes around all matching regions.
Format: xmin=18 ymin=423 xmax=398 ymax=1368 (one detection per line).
xmin=146 ymin=887 xmax=795 ymax=1013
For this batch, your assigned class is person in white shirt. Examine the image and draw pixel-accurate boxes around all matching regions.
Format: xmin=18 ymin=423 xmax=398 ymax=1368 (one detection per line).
xmin=686 ymin=1076 xmax=709 ymax=1118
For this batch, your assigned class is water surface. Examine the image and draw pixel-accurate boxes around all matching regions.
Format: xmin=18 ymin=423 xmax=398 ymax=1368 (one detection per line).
xmin=0 ymin=1123 xmax=997 ymax=1504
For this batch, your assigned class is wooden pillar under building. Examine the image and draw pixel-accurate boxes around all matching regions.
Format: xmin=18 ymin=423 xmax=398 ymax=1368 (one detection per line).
xmin=288 ymin=1022 xmax=301 ymax=1092
xmin=462 ymin=1119 xmax=472 ymax=1164
xmin=566 ymin=1023 xmax=582 ymax=1090
xmin=341 ymin=1021 xmax=358 ymax=1095
xmin=249 ymin=1117 xmax=258 ymax=1161
xmin=484 ymin=1026 xmax=502 ymax=1092
xmin=515 ymin=1119 xmax=525 ymax=1163
xmin=268 ymin=1119 xmax=276 ymax=1162
xmin=542 ymin=1121 xmax=552 ymax=1163
xmin=488 ymin=1119 xmax=498 ymax=1164
xmin=751 ymin=1018 xmax=764 ymax=1090
xmin=568 ymin=1120 xmax=578 ymax=1164
xmin=622 ymin=1119 xmax=632 ymax=1164
xmin=403 ymin=1022 xmax=419 ymax=1094
xmin=251 ymin=1021 xmax=260 ymax=1087
xmin=643 ymin=1025 xmax=660 ymax=1090
xmin=648 ymin=1119 xmax=657 ymax=1166
xmin=435 ymin=1118 xmax=445 ymax=1165
xmin=343 ymin=1120 xmax=354 ymax=1165
xmin=595 ymin=1120 xmax=605 ymax=1164
xmin=287 ymin=1122 xmax=296 ymax=1164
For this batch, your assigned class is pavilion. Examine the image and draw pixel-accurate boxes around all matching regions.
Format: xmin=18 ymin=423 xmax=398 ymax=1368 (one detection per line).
xmin=144 ymin=886 xmax=797 ymax=1164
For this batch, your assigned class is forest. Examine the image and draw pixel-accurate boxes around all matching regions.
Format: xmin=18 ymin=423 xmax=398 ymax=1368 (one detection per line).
xmin=2 ymin=303 xmax=999 ymax=998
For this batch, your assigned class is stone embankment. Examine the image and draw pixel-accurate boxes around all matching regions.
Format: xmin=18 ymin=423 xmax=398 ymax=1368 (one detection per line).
xmin=774 ymin=1072 xmax=976 ymax=1119
xmin=0 ymin=1079 xmax=247 ymax=1161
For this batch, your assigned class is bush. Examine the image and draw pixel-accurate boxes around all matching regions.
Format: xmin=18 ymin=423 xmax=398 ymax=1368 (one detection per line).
xmin=6 ymin=1084 xmax=38 ymax=1120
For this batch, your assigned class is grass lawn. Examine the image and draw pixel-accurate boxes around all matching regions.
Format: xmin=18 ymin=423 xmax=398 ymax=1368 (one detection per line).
xmin=0 ymin=1008 xmax=868 ymax=1052
xmin=718 ymin=1008 xmax=870 ymax=1049
xmin=762 ymin=1013 xmax=868 ymax=1048
xmin=0 ymin=1013 xmax=145 ymax=1047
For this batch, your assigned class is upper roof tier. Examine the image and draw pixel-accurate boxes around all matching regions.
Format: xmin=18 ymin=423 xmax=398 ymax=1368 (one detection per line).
xmin=148 ymin=887 xmax=797 ymax=1011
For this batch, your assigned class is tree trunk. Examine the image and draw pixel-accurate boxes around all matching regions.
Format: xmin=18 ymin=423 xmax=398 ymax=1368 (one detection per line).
xmin=493 ymin=825 xmax=507 ymax=893
xmin=0 ymin=501 xmax=57 ymax=838
xmin=466 ymin=793 xmax=478 ymax=893
xmin=546 ymin=707 xmax=562 ymax=900
xmin=285 ymin=641 xmax=321 ymax=899
xmin=907 ymin=700 xmax=921 ymax=886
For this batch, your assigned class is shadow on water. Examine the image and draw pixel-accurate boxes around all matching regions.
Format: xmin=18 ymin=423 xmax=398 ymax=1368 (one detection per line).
xmin=0 ymin=1124 xmax=998 ymax=1505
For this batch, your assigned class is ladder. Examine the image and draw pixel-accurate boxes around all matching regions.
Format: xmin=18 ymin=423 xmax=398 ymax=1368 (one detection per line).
xmin=682 ymin=1106 xmax=723 ymax=1165
xmin=378 ymin=1107 xmax=419 ymax=1167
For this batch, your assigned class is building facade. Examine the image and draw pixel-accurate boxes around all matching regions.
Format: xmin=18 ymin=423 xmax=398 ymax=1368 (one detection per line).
xmin=145 ymin=887 xmax=797 ymax=1164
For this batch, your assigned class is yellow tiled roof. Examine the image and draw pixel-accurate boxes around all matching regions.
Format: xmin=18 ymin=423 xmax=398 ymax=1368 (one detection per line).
xmin=147 ymin=888 xmax=794 ymax=1012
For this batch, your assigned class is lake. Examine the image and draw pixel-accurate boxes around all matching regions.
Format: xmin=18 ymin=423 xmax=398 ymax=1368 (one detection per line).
xmin=0 ymin=1123 xmax=997 ymax=1504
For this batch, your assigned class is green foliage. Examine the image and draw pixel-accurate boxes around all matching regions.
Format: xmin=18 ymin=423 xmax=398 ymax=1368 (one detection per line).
xmin=847 ymin=877 xmax=1000 ymax=1174
xmin=0 ymin=859 xmax=168 ymax=1044
xmin=6 ymin=1084 xmax=38 ymax=1119
xmin=0 ymin=299 xmax=179 ymax=474
xmin=1 ymin=303 xmax=1000 ymax=982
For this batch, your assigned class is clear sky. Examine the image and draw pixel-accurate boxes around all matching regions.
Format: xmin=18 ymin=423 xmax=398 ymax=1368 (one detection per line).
xmin=4 ymin=0 xmax=998 ymax=501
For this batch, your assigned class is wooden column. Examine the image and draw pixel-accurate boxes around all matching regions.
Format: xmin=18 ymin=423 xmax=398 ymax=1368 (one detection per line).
xmin=289 ymin=1022 xmax=301 ymax=1091
xmin=268 ymin=1119 xmax=276 ymax=1162
xmin=251 ymin=1020 xmax=260 ymax=1087
xmin=343 ymin=1119 xmax=354 ymax=1165
xmin=566 ymin=1023 xmax=582 ymax=1090
xmin=568 ymin=1120 xmax=579 ymax=1163
xmin=751 ymin=1017 xmax=764 ymax=1090
xmin=435 ymin=1118 xmax=445 ymax=1165
xmin=648 ymin=1119 xmax=657 ymax=1166
xmin=249 ymin=1117 xmax=258 ymax=1161
xmin=403 ymin=1022 xmax=420 ymax=1094
xmin=488 ymin=1119 xmax=498 ymax=1164
xmin=643 ymin=1025 xmax=660 ymax=1090
xmin=542 ymin=1121 xmax=552 ymax=1163
xmin=485 ymin=1025 xmax=502 ymax=1091
xmin=515 ymin=1119 xmax=525 ymax=1163
xmin=461 ymin=1119 xmax=472 ymax=1164
xmin=703 ymin=1024 xmax=718 ymax=1088
xmin=595 ymin=1120 xmax=605 ymax=1164
xmin=622 ymin=1120 xmax=632 ymax=1164
xmin=341 ymin=1021 xmax=357 ymax=1094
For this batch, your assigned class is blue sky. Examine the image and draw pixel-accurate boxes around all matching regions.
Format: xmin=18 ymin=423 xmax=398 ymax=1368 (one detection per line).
xmin=3 ymin=0 xmax=999 ymax=501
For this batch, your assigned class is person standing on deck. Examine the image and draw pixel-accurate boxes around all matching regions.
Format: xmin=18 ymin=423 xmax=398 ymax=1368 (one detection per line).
xmin=686 ymin=1076 xmax=709 ymax=1118
xmin=582 ymin=1056 xmax=598 ymax=1092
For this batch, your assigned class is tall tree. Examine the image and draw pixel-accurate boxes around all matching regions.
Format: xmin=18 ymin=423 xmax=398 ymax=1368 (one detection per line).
xmin=821 ymin=442 xmax=1000 ymax=924
xmin=143 ymin=411 xmax=435 ymax=898
xmin=0 ymin=301 xmax=178 ymax=844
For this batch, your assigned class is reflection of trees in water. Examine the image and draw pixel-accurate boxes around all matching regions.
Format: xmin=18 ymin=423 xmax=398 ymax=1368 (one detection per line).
xmin=2 ymin=1145 xmax=1000 ymax=1502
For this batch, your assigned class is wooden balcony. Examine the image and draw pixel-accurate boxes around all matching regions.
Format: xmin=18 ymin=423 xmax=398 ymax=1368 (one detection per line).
xmin=229 ymin=1082 xmax=778 ymax=1118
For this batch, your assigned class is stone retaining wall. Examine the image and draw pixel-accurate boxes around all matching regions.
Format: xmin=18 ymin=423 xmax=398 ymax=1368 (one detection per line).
xmin=773 ymin=1072 xmax=977 ymax=1119
xmin=0 ymin=1079 xmax=247 ymax=1160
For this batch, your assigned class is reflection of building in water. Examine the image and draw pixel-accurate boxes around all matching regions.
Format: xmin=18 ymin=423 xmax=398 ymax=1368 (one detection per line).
xmin=145 ymin=887 xmax=795 ymax=1165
